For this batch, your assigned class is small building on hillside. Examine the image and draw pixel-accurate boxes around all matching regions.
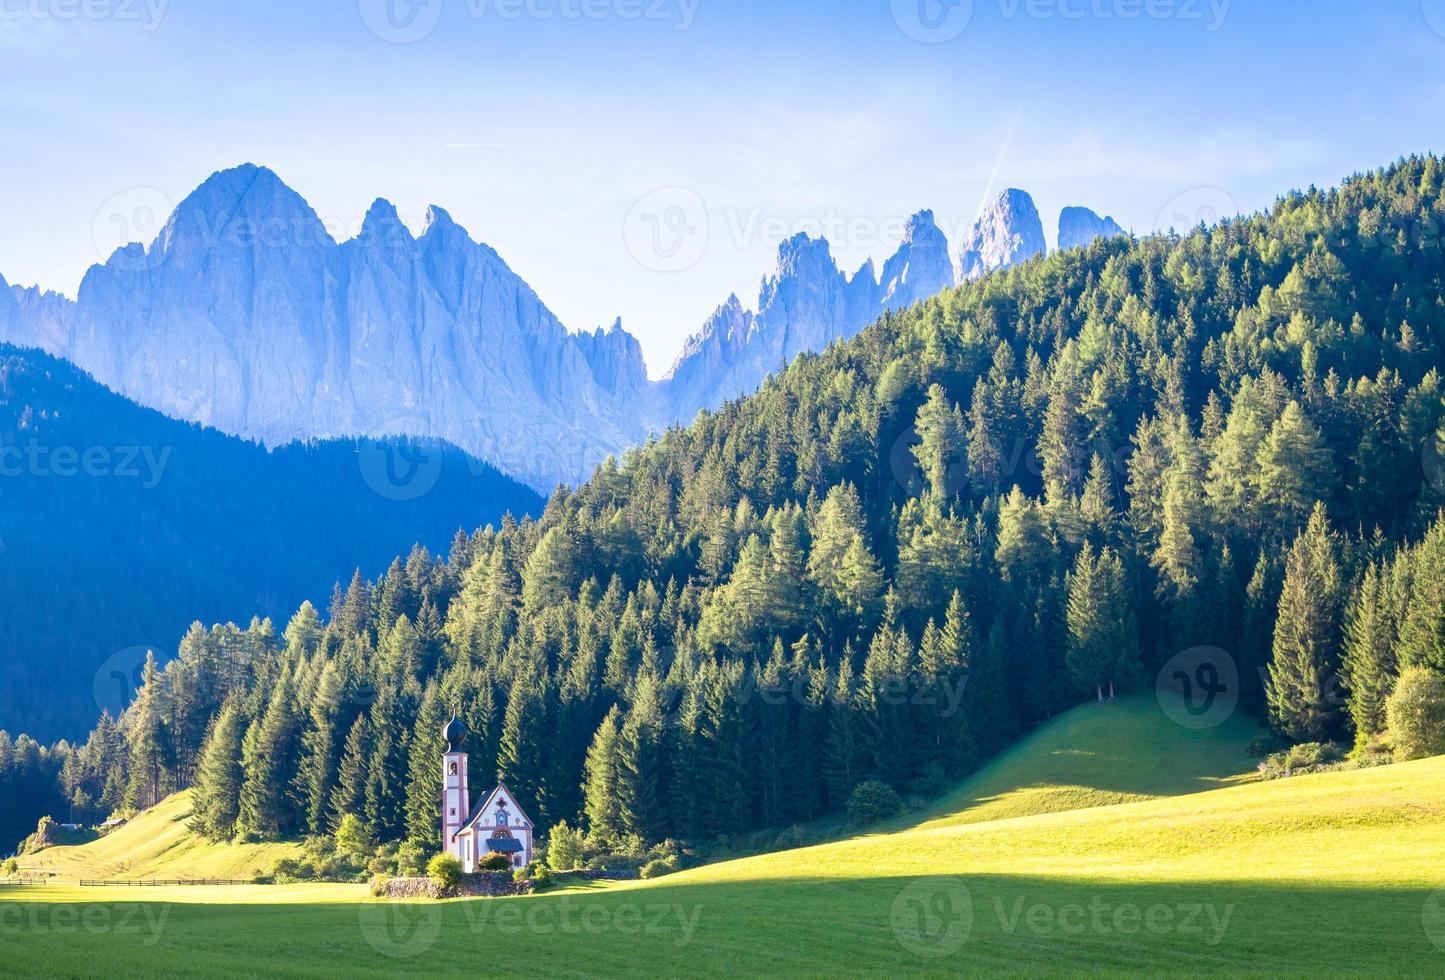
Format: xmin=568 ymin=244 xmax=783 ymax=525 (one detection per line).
xmin=439 ymin=715 xmax=535 ymax=870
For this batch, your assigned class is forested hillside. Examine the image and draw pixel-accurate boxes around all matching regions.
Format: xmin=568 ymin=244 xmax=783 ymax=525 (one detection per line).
xmin=8 ymin=157 xmax=1445 ymax=858
xmin=0 ymin=345 xmax=541 ymax=746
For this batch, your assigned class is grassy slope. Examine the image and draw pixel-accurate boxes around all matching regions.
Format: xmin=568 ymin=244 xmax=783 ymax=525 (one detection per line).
xmin=17 ymin=791 xmax=302 ymax=881
xmin=911 ymin=694 xmax=1262 ymax=829
xmin=4 ymin=703 xmax=1443 ymax=978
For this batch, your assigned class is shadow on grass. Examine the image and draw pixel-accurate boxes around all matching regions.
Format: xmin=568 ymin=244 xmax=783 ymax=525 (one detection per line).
xmin=2 ymin=872 xmax=1440 ymax=978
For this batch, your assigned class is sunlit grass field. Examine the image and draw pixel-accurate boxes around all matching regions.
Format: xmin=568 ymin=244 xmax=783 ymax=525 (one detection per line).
xmin=6 ymin=697 xmax=1443 ymax=977
xmin=17 ymin=791 xmax=302 ymax=881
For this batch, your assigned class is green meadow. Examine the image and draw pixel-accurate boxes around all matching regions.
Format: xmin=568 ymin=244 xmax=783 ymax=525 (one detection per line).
xmin=6 ymin=697 xmax=1444 ymax=978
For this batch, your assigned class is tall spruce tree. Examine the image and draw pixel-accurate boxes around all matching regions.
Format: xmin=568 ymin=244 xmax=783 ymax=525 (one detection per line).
xmin=190 ymin=699 xmax=246 ymax=841
xmin=1266 ymin=504 xmax=1346 ymax=741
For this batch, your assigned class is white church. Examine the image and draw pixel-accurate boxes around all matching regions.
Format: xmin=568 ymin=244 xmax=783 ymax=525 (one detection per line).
xmin=440 ymin=715 xmax=535 ymax=870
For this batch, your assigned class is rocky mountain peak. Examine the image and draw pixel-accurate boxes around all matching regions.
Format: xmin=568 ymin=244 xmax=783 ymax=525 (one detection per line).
xmin=955 ymin=188 xmax=1046 ymax=281
xmin=359 ymin=198 xmax=412 ymax=243
xmin=1058 ymin=206 xmax=1127 ymax=251
xmin=880 ymin=208 xmax=952 ymax=312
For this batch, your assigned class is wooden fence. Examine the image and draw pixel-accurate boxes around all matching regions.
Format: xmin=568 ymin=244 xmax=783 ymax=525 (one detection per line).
xmin=77 ymin=879 xmax=256 ymax=887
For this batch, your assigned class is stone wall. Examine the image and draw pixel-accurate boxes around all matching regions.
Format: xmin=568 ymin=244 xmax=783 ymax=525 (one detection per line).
xmin=381 ymin=876 xmax=440 ymax=899
xmin=381 ymin=873 xmax=532 ymax=900
xmin=457 ymin=872 xmax=532 ymax=897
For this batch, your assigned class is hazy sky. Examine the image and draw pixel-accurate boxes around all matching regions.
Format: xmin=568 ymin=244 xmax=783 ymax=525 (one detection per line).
xmin=2 ymin=1 xmax=1444 ymax=375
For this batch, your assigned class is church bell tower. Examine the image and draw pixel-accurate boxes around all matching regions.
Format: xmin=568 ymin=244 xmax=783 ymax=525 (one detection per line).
xmin=441 ymin=714 xmax=468 ymax=862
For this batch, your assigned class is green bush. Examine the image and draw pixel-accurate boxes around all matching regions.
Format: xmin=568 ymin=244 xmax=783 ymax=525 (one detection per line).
xmin=1386 ymin=667 xmax=1445 ymax=761
xmin=333 ymin=815 xmax=374 ymax=863
xmin=271 ymin=857 xmax=304 ymax=884
xmin=530 ymin=864 xmax=554 ymax=890
xmin=846 ymin=780 xmax=902 ymax=827
xmin=546 ymin=820 xmax=584 ymax=871
xmin=369 ymin=874 xmax=392 ymax=897
xmin=427 ymin=853 xmax=463 ymax=896
xmin=394 ymin=840 xmax=426 ymax=877
xmin=639 ymin=855 xmax=679 ymax=879
xmin=1259 ymin=741 xmax=1344 ymax=779
xmin=2 ymin=857 xmax=18 ymax=877
xmin=476 ymin=851 xmax=513 ymax=872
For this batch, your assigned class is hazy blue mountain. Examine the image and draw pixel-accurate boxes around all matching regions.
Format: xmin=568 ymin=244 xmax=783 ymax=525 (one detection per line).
xmin=660 ymin=210 xmax=955 ymax=414
xmin=0 ymin=343 xmax=541 ymax=741
xmin=0 ymin=165 xmax=653 ymax=490
xmin=1 ymin=167 xmax=1113 ymax=487
xmin=1058 ymin=205 xmax=1128 ymax=250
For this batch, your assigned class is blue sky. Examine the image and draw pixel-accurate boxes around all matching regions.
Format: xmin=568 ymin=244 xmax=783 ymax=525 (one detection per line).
xmin=2 ymin=0 xmax=1444 ymax=374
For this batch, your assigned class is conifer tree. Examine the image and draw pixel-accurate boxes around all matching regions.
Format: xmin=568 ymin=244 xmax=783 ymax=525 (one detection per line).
xmin=1266 ymin=504 xmax=1346 ymax=741
xmin=582 ymin=706 xmax=625 ymax=845
xmin=190 ymin=699 xmax=246 ymax=840
xmin=1341 ymin=563 xmax=1398 ymax=741
xmin=404 ymin=685 xmax=446 ymax=843
xmin=332 ymin=714 xmax=371 ymax=830
xmin=124 ymin=652 xmax=174 ymax=811
xmin=913 ymin=383 xmax=966 ymax=498
xmin=1065 ymin=545 xmax=1140 ymax=701
xmin=1257 ymin=402 xmax=1335 ymax=536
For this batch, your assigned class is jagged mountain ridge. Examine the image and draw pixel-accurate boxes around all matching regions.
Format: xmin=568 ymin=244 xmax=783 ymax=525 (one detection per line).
xmin=0 ymin=167 xmax=1126 ymax=486
xmin=1 ymin=165 xmax=656 ymax=490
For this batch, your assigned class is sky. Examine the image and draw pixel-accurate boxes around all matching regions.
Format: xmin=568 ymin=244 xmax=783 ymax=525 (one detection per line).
xmin=2 ymin=0 xmax=1444 ymax=376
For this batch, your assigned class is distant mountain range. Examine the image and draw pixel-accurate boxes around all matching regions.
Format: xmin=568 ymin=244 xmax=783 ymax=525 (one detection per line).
xmin=0 ymin=165 xmax=1127 ymax=488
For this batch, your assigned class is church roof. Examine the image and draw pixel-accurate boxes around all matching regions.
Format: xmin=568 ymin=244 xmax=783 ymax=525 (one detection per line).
xmin=455 ymin=782 xmax=535 ymax=839
xmin=485 ymin=837 xmax=524 ymax=853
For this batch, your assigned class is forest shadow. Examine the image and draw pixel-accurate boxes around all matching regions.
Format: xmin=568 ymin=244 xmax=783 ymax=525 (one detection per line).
xmin=2 ymin=871 xmax=1438 ymax=977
